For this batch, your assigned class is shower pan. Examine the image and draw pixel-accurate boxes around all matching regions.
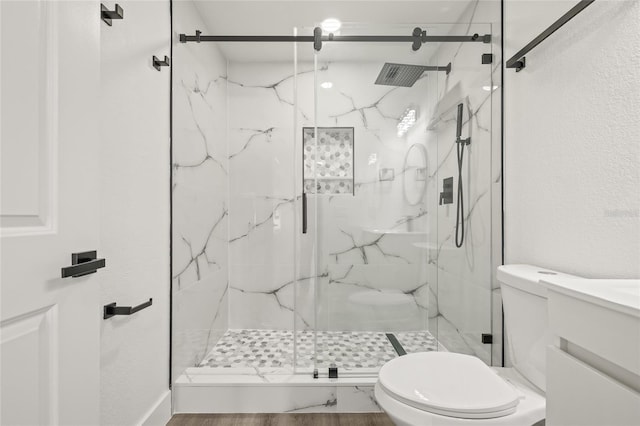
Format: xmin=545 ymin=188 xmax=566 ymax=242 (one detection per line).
xmin=171 ymin=12 xmax=501 ymax=404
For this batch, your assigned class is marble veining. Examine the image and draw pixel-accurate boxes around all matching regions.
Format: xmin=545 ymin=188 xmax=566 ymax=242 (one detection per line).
xmin=174 ymin=78 xmax=228 ymax=174
xmin=174 ymin=206 xmax=228 ymax=286
xmin=172 ymin=1 xmax=230 ymax=381
xmin=228 ymin=127 xmax=275 ymax=160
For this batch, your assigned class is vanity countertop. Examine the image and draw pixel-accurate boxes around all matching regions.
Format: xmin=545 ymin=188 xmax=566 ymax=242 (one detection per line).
xmin=542 ymin=277 xmax=640 ymax=318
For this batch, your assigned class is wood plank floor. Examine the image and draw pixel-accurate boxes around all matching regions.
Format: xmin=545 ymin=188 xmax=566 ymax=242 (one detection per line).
xmin=167 ymin=413 xmax=395 ymax=426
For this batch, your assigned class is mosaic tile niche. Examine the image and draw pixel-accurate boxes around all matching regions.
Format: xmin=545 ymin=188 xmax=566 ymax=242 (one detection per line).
xmin=303 ymin=127 xmax=354 ymax=195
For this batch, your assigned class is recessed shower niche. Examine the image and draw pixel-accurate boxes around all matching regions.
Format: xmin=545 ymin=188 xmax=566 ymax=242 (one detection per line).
xmin=303 ymin=127 xmax=354 ymax=195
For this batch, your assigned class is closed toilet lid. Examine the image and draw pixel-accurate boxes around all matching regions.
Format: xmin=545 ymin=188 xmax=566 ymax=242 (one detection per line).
xmin=378 ymin=352 xmax=520 ymax=419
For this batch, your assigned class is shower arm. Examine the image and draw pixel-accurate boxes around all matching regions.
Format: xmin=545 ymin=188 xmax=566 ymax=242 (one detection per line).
xmin=179 ymin=27 xmax=491 ymax=52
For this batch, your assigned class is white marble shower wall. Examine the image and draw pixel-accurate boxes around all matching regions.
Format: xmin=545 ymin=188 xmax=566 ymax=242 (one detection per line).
xmin=425 ymin=0 xmax=502 ymax=365
xmin=227 ymin=59 xmax=436 ymax=333
xmin=172 ymin=1 xmax=229 ymax=380
xmin=313 ymin=62 xmax=434 ymax=333
xmin=227 ymin=62 xmax=300 ymax=332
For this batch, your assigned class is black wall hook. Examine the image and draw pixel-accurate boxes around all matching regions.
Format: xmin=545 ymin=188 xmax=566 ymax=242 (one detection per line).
xmin=152 ymin=55 xmax=170 ymax=71
xmin=101 ymin=4 xmax=123 ymax=26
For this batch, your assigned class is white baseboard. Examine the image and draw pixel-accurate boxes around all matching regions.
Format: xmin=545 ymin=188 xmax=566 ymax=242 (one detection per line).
xmin=139 ymin=390 xmax=172 ymax=426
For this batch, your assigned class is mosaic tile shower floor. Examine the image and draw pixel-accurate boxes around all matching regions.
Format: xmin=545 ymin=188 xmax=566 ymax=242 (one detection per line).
xmin=199 ymin=329 xmax=439 ymax=369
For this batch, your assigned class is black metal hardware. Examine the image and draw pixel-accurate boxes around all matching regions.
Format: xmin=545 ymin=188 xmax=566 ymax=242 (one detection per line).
xmin=313 ymin=27 xmax=323 ymax=51
xmin=101 ymin=3 xmax=123 ymax=26
xmin=302 ymin=192 xmax=308 ymax=234
xmin=328 ymin=365 xmax=338 ymax=379
xmin=153 ymin=55 xmax=170 ymax=71
xmin=411 ymin=27 xmax=427 ymax=51
xmin=61 ymin=250 xmax=105 ymax=278
xmin=178 ymin=28 xmax=492 ymax=52
xmin=439 ymin=177 xmax=453 ymax=205
xmin=506 ymin=0 xmax=595 ymax=72
xmin=386 ymin=333 xmax=407 ymax=356
xmin=482 ymin=334 xmax=493 ymax=344
xmin=454 ymin=103 xmax=470 ymax=248
xmin=104 ymin=298 xmax=153 ymax=319
xmin=313 ymin=369 xmax=319 ymax=379
xmin=482 ymin=53 xmax=493 ymax=64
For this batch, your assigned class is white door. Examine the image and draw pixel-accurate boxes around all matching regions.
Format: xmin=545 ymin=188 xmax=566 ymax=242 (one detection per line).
xmin=1 ymin=1 xmax=101 ymax=425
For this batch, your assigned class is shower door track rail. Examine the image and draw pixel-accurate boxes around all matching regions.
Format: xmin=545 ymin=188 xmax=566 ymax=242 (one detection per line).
xmin=506 ymin=0 xmax=595 ymax=72
xmin=179 ymin=27 xmax=491 ymax=52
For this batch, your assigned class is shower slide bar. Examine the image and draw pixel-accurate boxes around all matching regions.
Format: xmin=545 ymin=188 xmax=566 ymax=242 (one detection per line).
xmin=179 ymin=27 xmax=491 ymax=52
xmin=506 ymin=0 xmax=595 ymax=72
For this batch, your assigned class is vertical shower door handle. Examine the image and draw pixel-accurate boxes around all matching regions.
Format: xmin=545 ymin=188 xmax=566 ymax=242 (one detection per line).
xmin=302 ymin=192 xmax=307 ymax=234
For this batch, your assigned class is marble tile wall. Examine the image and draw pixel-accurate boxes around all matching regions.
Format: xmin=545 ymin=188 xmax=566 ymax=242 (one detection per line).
xmin=227 ymin=62 xmax=299 ymax=331
xmin=172 ymin=1 xmax=229 ymax=380
xmin=227 ymin=59 xmax=437 ymax=334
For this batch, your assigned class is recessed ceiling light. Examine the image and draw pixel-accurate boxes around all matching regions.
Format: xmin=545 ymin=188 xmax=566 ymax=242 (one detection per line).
xmin=321 ymin=18 xmax=341 ymax=33
xmin=320 ymin=81 xmax=333 ymax=89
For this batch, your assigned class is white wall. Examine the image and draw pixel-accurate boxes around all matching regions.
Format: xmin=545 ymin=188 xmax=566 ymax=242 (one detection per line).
xmin=100 ymin=1 xmax=171 ymax=424
xmin=504 ymin=0 xmax=640 ymax=278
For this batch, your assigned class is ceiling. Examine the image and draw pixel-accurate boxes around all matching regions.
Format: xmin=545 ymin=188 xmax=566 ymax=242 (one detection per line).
xmin=185 ymin=1 xmax=477 ymax=62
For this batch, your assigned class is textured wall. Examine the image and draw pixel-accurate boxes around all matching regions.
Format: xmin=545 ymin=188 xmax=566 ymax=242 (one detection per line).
xmin=172 ymin=1 xmax=229 ymax=380
xmin=504 ymin=0 xmax=640 ymax=278
xmin=99 ymin=1 xmax=171 ymax=424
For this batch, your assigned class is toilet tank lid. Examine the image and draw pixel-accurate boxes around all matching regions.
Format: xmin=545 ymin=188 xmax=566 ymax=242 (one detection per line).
xmin=497 ymin=264 xmax=580 ymax=298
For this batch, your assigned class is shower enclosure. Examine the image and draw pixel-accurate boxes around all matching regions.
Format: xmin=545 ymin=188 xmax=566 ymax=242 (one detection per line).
xmin=172 ymin=4 xmax=501 ymax=386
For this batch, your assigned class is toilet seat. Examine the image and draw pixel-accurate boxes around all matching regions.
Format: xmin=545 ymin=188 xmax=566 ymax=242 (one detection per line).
xmin=378 ymin=352 xmax=520 ymax=419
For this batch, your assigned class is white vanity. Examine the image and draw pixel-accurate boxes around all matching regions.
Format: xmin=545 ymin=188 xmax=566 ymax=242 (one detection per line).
xmin=542 ymin=277 xmax=640 ymax=426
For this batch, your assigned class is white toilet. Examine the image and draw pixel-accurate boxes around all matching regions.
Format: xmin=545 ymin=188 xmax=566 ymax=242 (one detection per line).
xmin=375 ymin=264 xmax=576 ymax=425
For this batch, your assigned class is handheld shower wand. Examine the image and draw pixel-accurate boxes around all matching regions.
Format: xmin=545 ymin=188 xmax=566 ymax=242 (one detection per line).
xmin=455 ymin=103 xmax=470 ymax=248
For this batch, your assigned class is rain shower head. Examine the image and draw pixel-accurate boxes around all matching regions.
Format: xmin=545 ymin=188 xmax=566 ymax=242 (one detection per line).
xmin=375 ymin=63 xmax=425 ymax=87
xmin=374 ymin=62 xmax=452 ymax=87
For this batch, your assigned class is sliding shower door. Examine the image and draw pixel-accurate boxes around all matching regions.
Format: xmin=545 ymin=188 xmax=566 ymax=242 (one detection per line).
xmin=304 ymin=24 xmax=435 ymax=376
xmin=303 ymin=21 xmax=499 ymax=376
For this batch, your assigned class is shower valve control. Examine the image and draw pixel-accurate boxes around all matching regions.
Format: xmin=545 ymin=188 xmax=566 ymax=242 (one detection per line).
xmin=440 ymin=177 xmax=454 ymax=205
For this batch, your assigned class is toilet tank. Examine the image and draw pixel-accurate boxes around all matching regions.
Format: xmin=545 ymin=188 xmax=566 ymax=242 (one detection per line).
xmin=497 ymin=265 xmax=578 ymax=392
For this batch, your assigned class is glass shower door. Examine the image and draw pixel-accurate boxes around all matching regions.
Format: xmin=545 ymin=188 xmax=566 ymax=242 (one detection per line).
xmin=308 ymin=24 xmax=436 ymax=376
xmin=304 ymin=21 xmax=497 ymax=375
xmin=429 ymin=21 xmax=496 ymax=366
